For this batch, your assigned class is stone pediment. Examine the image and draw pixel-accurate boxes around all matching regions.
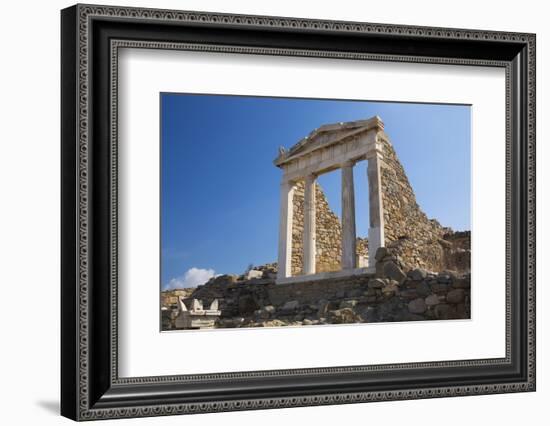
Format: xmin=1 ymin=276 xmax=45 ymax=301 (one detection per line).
xmin=274 ymin=116 xmax=384 ymax=167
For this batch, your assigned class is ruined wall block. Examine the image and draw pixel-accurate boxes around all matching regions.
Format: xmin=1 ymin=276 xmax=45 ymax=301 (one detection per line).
xmin=377 ymin=135 xmax=468 ymax=272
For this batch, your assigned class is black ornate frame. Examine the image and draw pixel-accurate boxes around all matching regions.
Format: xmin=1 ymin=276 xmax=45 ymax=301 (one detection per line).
xmin=61 ymin=3 xmax=536 ymax=421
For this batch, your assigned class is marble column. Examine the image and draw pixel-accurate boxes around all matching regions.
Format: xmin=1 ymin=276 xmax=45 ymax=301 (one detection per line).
xmin=367 ymin=154 xmax=385 ymax=267
xmin=341 ymin=160 xmax=357 ymax=270
xmin=277 ymin=180 xmax=294 ymax=280
xmin=303 ymin=174 xmax=316 ymax=275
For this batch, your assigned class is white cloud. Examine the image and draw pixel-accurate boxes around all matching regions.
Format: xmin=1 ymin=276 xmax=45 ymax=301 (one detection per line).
xmin=164 ymin=267 xmax=216 ymax=290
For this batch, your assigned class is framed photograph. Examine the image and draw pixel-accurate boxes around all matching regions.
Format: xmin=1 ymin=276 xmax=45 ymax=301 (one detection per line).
xmin=61 ymin=4 xmax=536 ymax=421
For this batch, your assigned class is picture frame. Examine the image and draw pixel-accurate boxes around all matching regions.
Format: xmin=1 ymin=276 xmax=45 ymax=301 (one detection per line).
xmin=61 ymin=3 xmax=536 ymax=421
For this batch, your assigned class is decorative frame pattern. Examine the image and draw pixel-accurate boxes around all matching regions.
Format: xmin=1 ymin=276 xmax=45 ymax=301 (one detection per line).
xmin=61 ymin=4 xmax=536 ymax=421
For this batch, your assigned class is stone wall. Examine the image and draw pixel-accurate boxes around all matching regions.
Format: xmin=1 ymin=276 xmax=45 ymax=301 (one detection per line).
xmin=161 ymin=250 xmax=470 ymax=330
xmin=378 ymin=134 xmax=467 ymax=271
xmin=291 ymin=180 xmax=368 ymax=276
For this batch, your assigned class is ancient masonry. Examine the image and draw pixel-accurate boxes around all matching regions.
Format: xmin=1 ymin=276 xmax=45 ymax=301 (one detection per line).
xmin=274 ymin=116 xmax=470 ymax=281
xmin=377 ymin=133 xmax=460 ymax=272
xmin=161 ymin=116 xmax=471 ymax=330
xmin=290 ymin=181 xmax=369 ymax=276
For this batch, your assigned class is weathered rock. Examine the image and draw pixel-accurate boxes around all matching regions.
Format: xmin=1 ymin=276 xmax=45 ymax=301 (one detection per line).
xmin=368 ymin=278 xmax=386 ymax=289
xmin=238 ymin=294 xmax=260 ymax=315
xmin=264 ymin=305 xmax=276 ymax=314
xmin=375 ymin=260 xmax=386 ymax=277
xmin=346 ymin=288 xmax=363 ymax=298
xmin=452 ymin=276 xmax=471 ymax=288
xmin=397 ymin=289 xmax=416 ymax=300
xmin=232 ymin=317 xmax=245 ymax=327
xmin=263 ymin=271 xmax=278 ymax=280
xmin=415 ymin=281 xmax=431 ymax=297
xmin=456 ymin=303 xmax=467 ymax=318
xmin=263 ymin=319 xmax=287 ymax=327
xmin=340 ymin=299 xmax=358 ymax=309
xmin=317 ymin=300 xmax=330 ymax=317
xmin=327 ymin=308 xmax=361 ymax=324
xmin=430 ymin=283 xmax=449 ymax=294
xmin=280 ymin=300 xmax=300 ymax=313
xmin=437 ymin=271 xmax=453 ymax=283
xmin=212 ymin=274 xmax=238 ymax=285
xmin=408 ymin=298 xmax=427 ymax=314
xmin=383 ymin=261 xmax=407 ymax=284
xmin=434 ymin=304 xmax=450 ymax=320
xmin=382 ymin=282 xmax=399 ymax=297
xmin=425 ymin=294 xmax=440 ymax=306
xmin=293 ymin=313 xmax=305 ymax=321
xmin=245 ymin=269 xmax=264 ymax=280
xmin=410 ymin=268 xmax=428 ymax=280
xmin=256 ymin=305 xmax=275 ymax=320
xmin=446 ymin=289 xmax=465 ymax=304
xmin=388 ymin=279 xmax=400 ymax=287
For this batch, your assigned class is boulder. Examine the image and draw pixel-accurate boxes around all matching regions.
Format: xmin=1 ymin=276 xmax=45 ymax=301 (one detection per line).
xmin=425 ymin=294 xmax=440 ymax=306
xmin=446 ymin=289 xmax=465 ymax=304
xmin=415 ymin=281 xmax=431 ymax=297
xmin=456 ymin=303 xmax=468 ymax=318
xmin=245 ymin=269 xmax=263 ymax=280
xmin=410 ymin=268 xmax=428 ymax=281
xmin=256 ymin=305 xmax=275 ymax=319
xmin=408 ymin=298 xmax=427 ymax=314
xmin=280 ymin=300 xmax=300 ymax=313
xmin=383 ymin=261 xmax=407 ymax=284
xmin=264 ymin=305 xmax=276 ymax=314
xmin=400 ymin=289 xmax=418 ymax=300
xmin=434 ymin=304 xmax=450 ymax=320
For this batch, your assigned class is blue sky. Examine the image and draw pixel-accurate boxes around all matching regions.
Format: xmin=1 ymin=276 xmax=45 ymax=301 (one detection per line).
xmin=161 ymin=94 xmax=470 ymax=289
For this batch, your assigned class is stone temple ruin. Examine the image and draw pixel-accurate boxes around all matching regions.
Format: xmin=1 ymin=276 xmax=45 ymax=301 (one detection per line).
xmin=274 ymin=116 xmax=468 ymax=284
xmin=161 ymin=116 xmax=471 ymax=330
